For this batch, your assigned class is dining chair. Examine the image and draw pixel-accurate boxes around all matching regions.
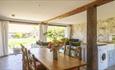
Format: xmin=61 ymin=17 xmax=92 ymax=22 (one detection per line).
xmin=27 ymin=50 xmax=40 ymax=70
xmin=73 ymin=47 xmax=87 ymax=70
xmin=21 ymin=44 xmax=27 ymax=70
xmin=21 ymin=45 xmax=31 ymax=70
xmin=28 ymin=50 xmax=47 ymax=70
xmin=63 ymin=39 xmax=81 ymax=57
xmin=63 ymin=43 xmax=87 ymax=70
xmin=64 ymin=43 xmax=82 ymax=59
xmin=21 ymin=44 xmax=44 ymax=70
xmin=63 ymin=41 xmax=71 ymax=55
xmin=72 ymin=47 xmax=82 ymax=60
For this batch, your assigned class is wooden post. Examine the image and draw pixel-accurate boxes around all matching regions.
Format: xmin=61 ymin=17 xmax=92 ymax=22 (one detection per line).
xmin=87 ymin=6 xmax=98 ymax=70
xmin=69 ymin=25 xmax=72 ymax=56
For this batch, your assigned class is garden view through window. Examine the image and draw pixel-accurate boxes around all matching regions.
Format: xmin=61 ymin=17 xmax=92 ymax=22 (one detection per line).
xmin=8 ymin=23 xmax=66 ymax=54
xmin=47 ymin=25 xmax=66 ymax=42
xmin=8 ymin=23 xmax=39 ymax=54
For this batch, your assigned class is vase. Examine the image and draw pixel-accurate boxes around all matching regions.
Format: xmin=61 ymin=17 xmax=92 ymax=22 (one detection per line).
xmin=53 ymin=50 xmax=58 ymax=60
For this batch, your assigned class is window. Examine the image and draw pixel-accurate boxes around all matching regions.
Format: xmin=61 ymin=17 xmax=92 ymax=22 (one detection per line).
xmin=47 ymin=25 xmax=66 ymax=42
xmin=8 ymin=23 xmax=39 ymax=54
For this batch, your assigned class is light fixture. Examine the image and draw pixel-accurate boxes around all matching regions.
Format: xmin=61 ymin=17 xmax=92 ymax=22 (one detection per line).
xmin=11 ymin=14 xmax=15 ymax=17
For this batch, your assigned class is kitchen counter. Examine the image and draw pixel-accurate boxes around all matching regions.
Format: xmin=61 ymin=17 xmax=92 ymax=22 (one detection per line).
xmin=82 ymin=42 xmax=108 ymax=46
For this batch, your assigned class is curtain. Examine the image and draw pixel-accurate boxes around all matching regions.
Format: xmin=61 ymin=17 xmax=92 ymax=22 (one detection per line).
xmin=64 ymin=25 xmax=71 ymax=39
xmin=0 ymin=21 xmax=8 ymax=56
xmin=39 ymin=24 xmax=48 ymax=42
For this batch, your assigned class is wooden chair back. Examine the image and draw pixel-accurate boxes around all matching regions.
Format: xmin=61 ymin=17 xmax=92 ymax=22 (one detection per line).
xmin=64 ymin=42 xmax=82 ymax=60
xmin=64 ymin=44 xmax=87 ymax=70
xmin=21 ymin=44 xmax=27 ymax=70
xmin=27 ymin=50 xmax=38 ymax=70
xmin=21 ymin=45 xmax=30 ymax=70
xmin=75 ymin=47 xmax=82 ymax=60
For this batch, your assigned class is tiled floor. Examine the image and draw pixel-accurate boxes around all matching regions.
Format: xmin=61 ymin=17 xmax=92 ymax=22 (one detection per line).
xmin=106 ymin=65 xmax=115 ymax=70
xmin=0 ymin=54 xmax=115 ymax=70
xmin=0 ymin=54 xmax=22 ymax=70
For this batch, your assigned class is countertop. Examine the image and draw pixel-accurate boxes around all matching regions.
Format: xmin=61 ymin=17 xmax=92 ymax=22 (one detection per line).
xmin=82 ymin=42 xmax=109 ymax=46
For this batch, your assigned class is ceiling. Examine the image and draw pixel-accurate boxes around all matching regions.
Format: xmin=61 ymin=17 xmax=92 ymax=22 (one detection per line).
xmin=0 ymin=0 xmax=115 ymax=24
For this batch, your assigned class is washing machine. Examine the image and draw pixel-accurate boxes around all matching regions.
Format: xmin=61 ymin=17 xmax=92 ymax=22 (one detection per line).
xmin=107 ymin=44 xmax=115 ymax=67
xmin=98 ymin=45 xmax=108 ymax=70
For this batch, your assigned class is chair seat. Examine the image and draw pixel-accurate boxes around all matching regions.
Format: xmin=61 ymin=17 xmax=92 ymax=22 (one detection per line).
xmin=36 ymin=61 xmax=46 ymax=70
xmin=36 ymin=62 xmax=41 ymax=66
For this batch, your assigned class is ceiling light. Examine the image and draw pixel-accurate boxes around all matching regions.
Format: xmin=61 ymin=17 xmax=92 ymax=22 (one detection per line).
xmin=11 ymin=14 xmax=15 ymax=17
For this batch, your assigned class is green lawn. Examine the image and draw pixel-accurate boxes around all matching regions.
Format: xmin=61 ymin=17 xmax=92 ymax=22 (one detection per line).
xmin=8 ymin=37 xmax=36 ymax=48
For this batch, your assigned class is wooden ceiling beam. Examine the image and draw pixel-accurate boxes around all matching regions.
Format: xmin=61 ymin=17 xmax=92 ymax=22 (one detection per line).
xmin=43 ymin=0 xmax=114 ymax=22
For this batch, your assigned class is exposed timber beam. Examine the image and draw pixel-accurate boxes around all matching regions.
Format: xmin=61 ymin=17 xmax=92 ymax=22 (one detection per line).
xmin=43 ymin=0 xmax=114 ymax=22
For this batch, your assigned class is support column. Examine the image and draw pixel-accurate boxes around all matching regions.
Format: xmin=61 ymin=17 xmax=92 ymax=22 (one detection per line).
xmin=87 ymin=6 xmax=98 ymax=70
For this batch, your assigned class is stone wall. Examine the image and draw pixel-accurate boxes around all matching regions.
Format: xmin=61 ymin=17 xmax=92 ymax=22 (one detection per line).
xmin=72 ymin=23 xmax=87 ymax=43
xmin=72 ymin=17 xmax=115 ymax=42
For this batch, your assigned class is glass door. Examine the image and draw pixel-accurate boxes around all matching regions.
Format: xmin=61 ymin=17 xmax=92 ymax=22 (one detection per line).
xmin=8 ymin=23 xmax=39 ymax=54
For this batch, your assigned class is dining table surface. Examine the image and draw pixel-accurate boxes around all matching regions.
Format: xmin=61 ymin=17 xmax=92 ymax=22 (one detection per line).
xmin=29 ymin=47 xmax=86 ymax=70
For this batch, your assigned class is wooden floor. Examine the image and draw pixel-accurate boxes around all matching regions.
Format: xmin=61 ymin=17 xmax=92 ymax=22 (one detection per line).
xmin=0 ymin=54 xmax=22 ymax=70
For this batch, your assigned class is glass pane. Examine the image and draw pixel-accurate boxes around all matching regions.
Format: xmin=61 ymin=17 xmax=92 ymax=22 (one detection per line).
xmin=8 ymin=23 xmax=39 ymax=54
xmin=47 ymin=26 xmax=65 ymax=42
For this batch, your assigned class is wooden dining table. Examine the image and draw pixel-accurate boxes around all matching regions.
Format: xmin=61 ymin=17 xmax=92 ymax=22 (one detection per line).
xmin=30 ymin=47 xmax=86 ymax=70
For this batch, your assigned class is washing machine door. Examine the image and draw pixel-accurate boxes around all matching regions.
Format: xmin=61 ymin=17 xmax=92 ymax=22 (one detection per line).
xmin=99 ymin=51 xmax=108 ymax=70
xmin=101 ymin=53 xmax=106 ymax=62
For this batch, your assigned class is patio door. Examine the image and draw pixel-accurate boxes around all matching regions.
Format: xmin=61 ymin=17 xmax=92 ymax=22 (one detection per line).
xmin=8 ymin=22 xmax=39 ymax=54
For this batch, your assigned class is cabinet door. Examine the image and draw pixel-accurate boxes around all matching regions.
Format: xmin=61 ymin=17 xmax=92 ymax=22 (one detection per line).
xmin=108 ymin=49 xmax=115 ymax=67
